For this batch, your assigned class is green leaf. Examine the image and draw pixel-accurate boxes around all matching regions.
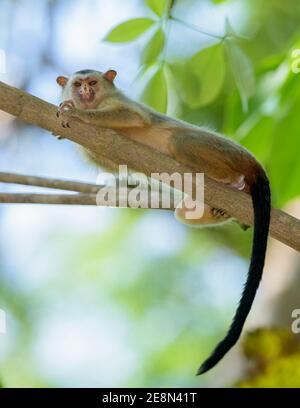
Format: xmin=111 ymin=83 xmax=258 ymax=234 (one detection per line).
xmin=268 ymin=102 xmax=300 ymax=206
xmin=225 ymin=18 xmax=236 ymax=37
xmin=141 ymin=28 xmax=165 ymax=65
xmin=225 ymin=39 xmax=255 ymax=111
xmin=141 ymin=67 xmax=168 ymax=113
xmin=105 ymin=18 xmax=154 ymax=43
xmin=237 ymin=115 xmax=274 ymax=163
xmin=186 ymin=43 xmax=226 ymax=108
xmin=168 ymin=62 xmax=201 ymax=108
xmin=146 ymin=0 xmax=168 ymax=17
xmin=223 ymin=90 xmax=246 ymax=134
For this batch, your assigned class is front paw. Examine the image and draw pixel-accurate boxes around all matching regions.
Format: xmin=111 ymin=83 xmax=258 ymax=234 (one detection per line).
xmin=56 ymin=100 xmax=75 ymax=128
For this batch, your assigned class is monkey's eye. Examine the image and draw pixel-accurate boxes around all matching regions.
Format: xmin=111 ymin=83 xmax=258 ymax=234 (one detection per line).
xmin=89 ymin=80 xmax=97 ymax=86
xmin=74 ymin=81 xmax=81 ymax=87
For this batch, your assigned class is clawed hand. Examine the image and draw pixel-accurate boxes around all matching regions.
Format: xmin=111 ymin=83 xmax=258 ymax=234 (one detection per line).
xmin=56 ymin=100 xmax=75 ymax=128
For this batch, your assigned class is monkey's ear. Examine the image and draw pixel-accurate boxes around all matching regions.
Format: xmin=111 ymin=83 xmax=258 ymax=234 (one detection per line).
xmin=103 ymin=70 xmax=117 ymax=83
xmin=56 ymin=76 xmax=69 ymax=87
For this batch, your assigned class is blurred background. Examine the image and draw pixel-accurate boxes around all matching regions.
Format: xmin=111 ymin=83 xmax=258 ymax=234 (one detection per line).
xmin=1 ymin=0 xmax=300 ymax=388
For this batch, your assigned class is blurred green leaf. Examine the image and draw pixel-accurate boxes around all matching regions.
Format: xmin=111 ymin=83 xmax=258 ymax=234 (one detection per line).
xmin=168 ymin=62 xmax=201 ymax=107
xmin=105 ymin=18 xmax=155 ymax=43
xmin=238 ymin=329 xmax=300 ymax=388
xmin=146 ymin=0 xmax=168 ymax=17
xmin=256 ymin=52 xmax=285 ymax=75
xmin=236 ymin=115 xmax=274 ymax=163
xmin=141 ymin=67 xmax=168 ymax=113
xmin=223 ymin=90 xmax=246 ymax=134
xmin=142 ymin=28 xmax=165 ymax=65
xmin=225 ymin=39 xmax=255 ymax=111
xmin=187 ymin=43 xmax=226 ymax=107
xmin=225 ymin=18 xmax=236 ymax=37
xmin=268 ymin=101 xmax=300 ymax=206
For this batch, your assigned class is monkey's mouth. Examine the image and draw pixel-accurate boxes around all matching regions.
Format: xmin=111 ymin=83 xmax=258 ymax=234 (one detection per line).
xmin=78 ymin=89 xmax=95 ymax=103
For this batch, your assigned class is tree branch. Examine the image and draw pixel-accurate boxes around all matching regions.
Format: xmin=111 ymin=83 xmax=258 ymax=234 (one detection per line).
xmin=0 ymin=193 xmax=99 ymax=205
xmin=0 ymin=172 xmax=103 ymax=193
xmin=0 ymin=172 xmax=177 ymax=209
xmin=0 ymin=193 xmax=170 ymax=209
xmin=0 ymin=81 xmax=300 ymax=251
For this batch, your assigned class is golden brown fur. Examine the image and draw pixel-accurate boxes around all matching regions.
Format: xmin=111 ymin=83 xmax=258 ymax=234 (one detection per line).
xmin=55 ymin=69 xmax=271 ymax=375
xmin=56 ymin=69 xmax=262 ymax=225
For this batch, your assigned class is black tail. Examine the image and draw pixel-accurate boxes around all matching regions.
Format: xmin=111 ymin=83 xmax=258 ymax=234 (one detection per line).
xmin=197 ymin=172 xmax=271 ymax=375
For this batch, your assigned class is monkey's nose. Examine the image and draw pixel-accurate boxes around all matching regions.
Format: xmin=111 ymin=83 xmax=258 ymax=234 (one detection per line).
xmin=78 ymin=84 xmax=94 ymax=101
xmin=80 ymin=84 xmax=89 ymax=94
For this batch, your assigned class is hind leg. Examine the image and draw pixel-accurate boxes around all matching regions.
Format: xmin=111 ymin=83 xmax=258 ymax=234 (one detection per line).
xmin=175 ymin=175 xmax=246 ymax=227
xmin=175 ymin=202 xmax=231 ymax=227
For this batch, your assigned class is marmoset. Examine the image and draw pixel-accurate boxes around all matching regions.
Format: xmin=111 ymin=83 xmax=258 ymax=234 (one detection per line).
xmin=56 ymin=69 xmax=270 ymax=375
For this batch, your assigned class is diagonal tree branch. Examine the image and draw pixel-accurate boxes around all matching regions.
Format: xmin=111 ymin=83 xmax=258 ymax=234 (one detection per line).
xmin=0 ymin=80 xmax=300 ymax=251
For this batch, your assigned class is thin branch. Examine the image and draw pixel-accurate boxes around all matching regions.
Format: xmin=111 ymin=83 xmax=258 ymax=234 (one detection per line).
xmin=0 ymin=193 xmax=98 ymax=206
xmin=0 ymin=81 xmax=300 ymax=251
xmin=0 ymin=172 xmax=178 ymax=209
xmin=0 ymin=191 xmax=175 ymax=210
xmin=0 ymin=172 xmax=103 ymax=193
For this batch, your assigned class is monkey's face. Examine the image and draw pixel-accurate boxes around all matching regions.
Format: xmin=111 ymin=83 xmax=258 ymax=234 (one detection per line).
xmin=57 ymin=70 xmax=117 ymax=109
xmin=72 ymin=77 xmax=98 ymax=106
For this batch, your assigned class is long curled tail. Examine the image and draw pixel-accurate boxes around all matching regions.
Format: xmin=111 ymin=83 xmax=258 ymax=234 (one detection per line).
xmin=197 ymin=171 xmax=271 ymax=375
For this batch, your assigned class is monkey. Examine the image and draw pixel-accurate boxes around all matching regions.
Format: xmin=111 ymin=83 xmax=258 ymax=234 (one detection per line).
xmin=56 ymin=69 xmax=271 ymax=375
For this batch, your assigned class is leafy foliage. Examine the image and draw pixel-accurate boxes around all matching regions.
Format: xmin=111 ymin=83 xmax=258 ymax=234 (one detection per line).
xmin=141 ymin=67 xmax=168 ymax=113
xmin=187 ymin=43 xmax=226 ymax=108
xmin=238 ymin=329 xmax=300 ymax=388
xmin=146 ymin=0 xmax=169 ymax=17
xmin=103 ymin=0 xmax=300 ymax=208
xmin=224 ymin=39 xmax=255 ymax=111
xmin=105 ymin=18 xmax=155 ymax=43
xmin=141 ymin=28 xmax=165 ymax=65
